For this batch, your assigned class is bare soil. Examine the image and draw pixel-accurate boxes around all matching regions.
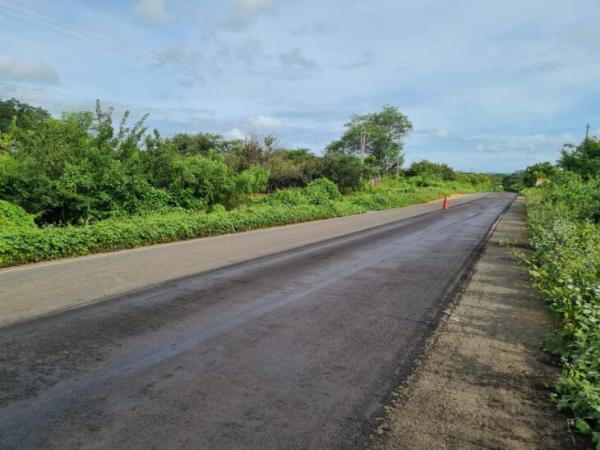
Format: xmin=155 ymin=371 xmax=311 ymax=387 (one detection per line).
xmin=369 ymin=198 xmax=585 ymax=450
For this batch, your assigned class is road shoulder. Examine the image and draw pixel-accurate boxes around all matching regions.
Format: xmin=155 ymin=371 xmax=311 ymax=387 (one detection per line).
xmin=369 ymin=197 xmax=579 ymax=449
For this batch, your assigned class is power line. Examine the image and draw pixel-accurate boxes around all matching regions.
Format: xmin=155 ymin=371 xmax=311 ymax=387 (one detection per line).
xmin=4 ymin=0 xmax=159 ymax=55
xmin=0 ymin=80 xmax=90 ymax=102
xmin=0 ymin=4 xmax=231 ymax=85
xmin=0 ymin=0 xmax=304 ymax=108
xmin=0 ymin=80 xmax=196 ymax=123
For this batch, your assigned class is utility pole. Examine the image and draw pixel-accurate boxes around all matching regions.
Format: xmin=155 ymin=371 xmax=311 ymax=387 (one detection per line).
xmin=360 ymin=129 xmax=366 ymax=162
xmin=585 ymin=122 xmax=591 ymax=140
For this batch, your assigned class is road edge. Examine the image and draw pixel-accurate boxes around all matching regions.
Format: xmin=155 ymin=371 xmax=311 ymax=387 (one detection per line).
xmin=366 ymin=196 xmax=580 ymax=449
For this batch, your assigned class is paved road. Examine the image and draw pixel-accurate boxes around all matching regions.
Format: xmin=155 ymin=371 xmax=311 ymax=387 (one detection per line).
xmin=0 ymin=193 xmax=515 ymax=449
xmin=0 ymin=193 xmax=488 ymax=328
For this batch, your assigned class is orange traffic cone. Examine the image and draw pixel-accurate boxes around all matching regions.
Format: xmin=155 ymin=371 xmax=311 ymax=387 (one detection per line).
xmin=442 ymin=196 xmax=449 ymax=210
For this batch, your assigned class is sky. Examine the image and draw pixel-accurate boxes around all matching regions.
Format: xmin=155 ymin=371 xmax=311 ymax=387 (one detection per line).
xmin=1 ymin=0 xmax=600 ymax=172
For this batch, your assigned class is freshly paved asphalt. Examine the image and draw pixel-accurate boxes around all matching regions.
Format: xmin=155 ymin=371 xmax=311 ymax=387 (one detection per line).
xmin=0 ymin=193 xmax=488 ymax=328
xmin=0 ymin=193 xmax=515 ymax=449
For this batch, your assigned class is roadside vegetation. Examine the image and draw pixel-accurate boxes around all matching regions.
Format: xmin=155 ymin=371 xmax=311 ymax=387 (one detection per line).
xmin=0 ymin=98 xmax=498 ymax=266
xmin=521 ymin=137 xmax=600 ymax=447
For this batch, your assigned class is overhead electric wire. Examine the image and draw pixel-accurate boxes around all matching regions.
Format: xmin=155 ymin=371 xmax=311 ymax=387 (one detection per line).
xmin=0 ymin=0 xmax=305 ymax=108
xmin=0 ymin=4 xmax=231 ymax=85
xmin=0 ymin=80 xmax=206 ymax=124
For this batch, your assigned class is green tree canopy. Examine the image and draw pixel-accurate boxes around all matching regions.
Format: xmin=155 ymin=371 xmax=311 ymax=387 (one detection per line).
xmin=0 ymin=98 xmax=50 ymax=133
xmin=326 ymin=105 xmax=412 ymax=171
xmin=522 ymin=161 xmax=557 ymax=187
xmin=559 ymin=138 xmax=600 ymax=179
xmin=407 ymin=160 xmax=456 ymax=180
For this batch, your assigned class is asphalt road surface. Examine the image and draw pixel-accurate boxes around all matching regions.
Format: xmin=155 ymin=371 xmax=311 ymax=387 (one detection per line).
xmin=0 ymin=193 xmax=515 ymax=450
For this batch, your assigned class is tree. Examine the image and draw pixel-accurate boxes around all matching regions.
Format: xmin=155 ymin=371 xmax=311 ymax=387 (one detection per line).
xmin=322 ymin=154 xmax=365 ymax=193
xmin=166 ymin=133 xmax=225 ymax=156
xmin=168 ymin=154 xmax=235 ymax=209
xmin=0 ymin=98 xmax=50 ymax=133
xmin=559 ymin=138 xmax=600 ymax=179
xmin=326 ymin=105 xmax=412 ymax=171
xmin=522 ymin=161 xmax=557 ymax=187
xmin=407 ymin=160 xmax=456 ymax=180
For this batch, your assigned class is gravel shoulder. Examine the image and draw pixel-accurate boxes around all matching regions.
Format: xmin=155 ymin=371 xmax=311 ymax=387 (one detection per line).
xmin=369 ymin=197 xmax=583 ymax=450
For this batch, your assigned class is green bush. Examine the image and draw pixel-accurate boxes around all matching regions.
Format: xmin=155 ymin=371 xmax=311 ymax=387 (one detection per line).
xmin=0 ymin=199 xmax=37 ymax=231
xmin=524 ymin=177 xmax=600 ymax=446
xmin=304 ymin=178 xmax=343 ymax=204
xmin=322 ymin=154 xmax=364 ymax=193
xmin=0 ymin=202 xmax=364 ymax=267
xmin=0 ymin=175 xmax=497 ymax=268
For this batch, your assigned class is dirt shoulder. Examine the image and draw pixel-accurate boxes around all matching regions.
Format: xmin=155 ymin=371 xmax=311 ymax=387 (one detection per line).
xmin=369 ymin=197 xmax=582 ymax=450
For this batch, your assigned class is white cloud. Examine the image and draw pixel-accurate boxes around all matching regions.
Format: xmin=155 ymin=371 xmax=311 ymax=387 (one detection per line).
xmin=249 ymin=115 xmax=283 ymax=129
xmin=133 ymin=0 xmax=172 ymax=24
xmin=224 ymin=128 xmax=246 ymax=140
xmin=0 ymin=55 xmax=60 ymax=85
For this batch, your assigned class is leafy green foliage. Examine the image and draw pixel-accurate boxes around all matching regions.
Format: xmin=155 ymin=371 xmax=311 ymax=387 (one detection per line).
xmin=502 ymin=171 xmax=525 ymax=192
xmin=326 ymin=105 xmax=412 ymax=171
xmin=0 ymin=200 xmax=36 ymax=231
xmin=523 ymin=173 xmax=600 ymax=446
xmin=0 ymin=175 xmax=497 ymax=267
xmin=407 ymin=159 xmax=456 ymax=180
xmin=559 ymin=138 xmax=600 ymax=180
xmin=322 ymin=154 xmax=365 ymax=193
xmin=0 ymin=98 xmax=498 ymax=268
xmin=0 ymin=98 xmax=50 ymax=133
xmin=522 ymin=161 xmax=558 ymax=187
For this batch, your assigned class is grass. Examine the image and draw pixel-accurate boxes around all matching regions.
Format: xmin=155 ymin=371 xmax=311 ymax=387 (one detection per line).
xmin=0 ymin=177 xmax=498 ymax=268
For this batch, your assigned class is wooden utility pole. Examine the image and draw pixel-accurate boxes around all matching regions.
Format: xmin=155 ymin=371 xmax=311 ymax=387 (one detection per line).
xmin=360 ymin=129 xmax=366 ymax=162
xmin=585 ymin=123 xmax=591 ymax=140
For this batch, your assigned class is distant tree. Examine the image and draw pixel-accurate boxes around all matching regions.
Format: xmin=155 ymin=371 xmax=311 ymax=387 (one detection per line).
xmin=559 ymin=138 xmax=600 ymax=179
xmin=522 ymin=161 xmax=557 ymax=187
xmin=166 ymin=133 xmax=226 ymax=156
xmin=0 ymin=98 xmax=50 ymax=133
xmin=221 ymin=136 xmax=265 ymax=172
xmin=501 ymin=171 xmax=525 ymax=192
xmin=407 ymin=160 xmax=456 ymax=180
xmin=326 ymin=105 xmax=412 ymax=171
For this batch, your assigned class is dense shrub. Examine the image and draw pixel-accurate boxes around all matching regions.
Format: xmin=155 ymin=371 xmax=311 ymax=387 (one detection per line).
xmin=0 ymin=175 xmax=497 ymax=267
xmin=524 ymin=176 xmax=600 ymax=445
xmin=322 ymin=154 xmax=364 ymax=193
xmin=0 ymin=202 xmax=364 ymax=267
xmin=559 ymin=138 xmax=600 ymax=180
xmin=0 ymin=200 xmax=36 ymax=231
xmin=407 ymin=159 xmax=456 ymax=180
xmin=168 ymin=154 xmax=234 ymax=209
xmin=522 ymin=161 xmax=558 ymax=187
xmin=0 ymin=98 xmax=498 ymax=267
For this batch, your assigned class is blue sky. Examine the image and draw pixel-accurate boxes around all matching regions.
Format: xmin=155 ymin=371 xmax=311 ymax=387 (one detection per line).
xmin=1 ymin=0 xmax=599 ymax=172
